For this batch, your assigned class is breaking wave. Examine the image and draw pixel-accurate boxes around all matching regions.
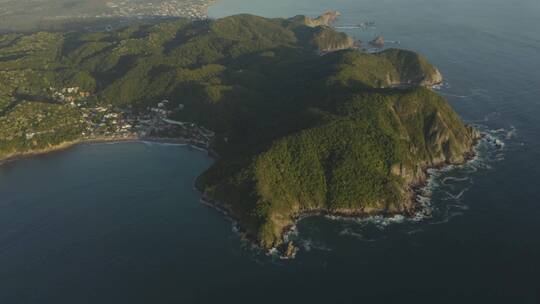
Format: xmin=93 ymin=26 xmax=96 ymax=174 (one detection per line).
xmin=413 ymin=124 xmax=512 ymax=226
xmin=300 ymin=239 xmax=333 ymax=252
xmin=141 ymin=141 xmax=188 ymax=147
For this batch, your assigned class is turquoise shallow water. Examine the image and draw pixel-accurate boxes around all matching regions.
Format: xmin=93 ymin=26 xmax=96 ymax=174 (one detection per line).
xmin=1 ymin=0 xmax=540 ymax=302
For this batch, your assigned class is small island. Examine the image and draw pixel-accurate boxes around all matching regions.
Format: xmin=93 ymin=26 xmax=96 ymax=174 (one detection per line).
xmin=0 ymin=12 xmax=479 ymax=254
xmin=370 ymin=35 xmax=385 ymax=47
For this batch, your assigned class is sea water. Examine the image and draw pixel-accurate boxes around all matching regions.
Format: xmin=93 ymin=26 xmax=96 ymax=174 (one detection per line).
xmin=1 ymin=0 xmax=540 ymax=302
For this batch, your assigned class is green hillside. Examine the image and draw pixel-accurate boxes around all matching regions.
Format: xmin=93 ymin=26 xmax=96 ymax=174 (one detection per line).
xmin=0 ymin=14 xmax=477 ymax=250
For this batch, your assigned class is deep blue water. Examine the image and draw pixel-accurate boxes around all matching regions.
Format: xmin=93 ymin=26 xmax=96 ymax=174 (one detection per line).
xmin=1 ymin=0 xmax=540 ymax=303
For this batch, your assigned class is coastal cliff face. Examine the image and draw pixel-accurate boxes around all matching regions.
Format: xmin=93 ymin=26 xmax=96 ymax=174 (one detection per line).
xmin=307 ymin=27 xmax=355 ymax=52
xmin=285 ymin=12 xmax=355 ymax=52
xmin=289 ymin=11 xmax=342 ymax=27
xmin=0 ymin=14 xmax=476 ymax=251
xmin=326 ymin=49 xmax=445 ymax=88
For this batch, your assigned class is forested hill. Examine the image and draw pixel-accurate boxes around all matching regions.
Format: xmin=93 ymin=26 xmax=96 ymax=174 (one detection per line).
xmin=0 ymin=13 xmax=478 ymax=251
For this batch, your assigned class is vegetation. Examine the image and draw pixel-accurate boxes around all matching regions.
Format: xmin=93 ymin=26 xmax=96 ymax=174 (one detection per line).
xmin=0 ymin=14 xmax=477 ymax=248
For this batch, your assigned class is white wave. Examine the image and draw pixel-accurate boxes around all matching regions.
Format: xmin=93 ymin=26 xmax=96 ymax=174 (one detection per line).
xmin=142 ymin=140 xmax=188 ymax=147
xmin=444 ymin=189 xmax=467 ymax=200
xmin=447 ymin=203 xmax=469 ymax=211
xmin=302 ymin=239 xmax=313 ymax=251
xmin=494 ymin=138 xmax=505 ymax=147
xmin=490 ymin=128 xmax=506 ymax=134
xmin=439 ymin=92 xmax=471 ymax=99
xmin=416 ymin=194 xmax=431 ymax=205
xmin=266 ymin=247 xmax=279 ymax=257
xmin=442 ymin=176 xmax=470 ymax=185
xmin=325 ymin=213 xmax=406 ymax=228
xmin=295 ymin=125 xmax=505 ymax=249
xmin=495 ymin=153 xmax=505 ymax=161
xmin=142 ymin=141 xmax=156 ymax=146
xmin=190 ymin=145 xmax=208 ymax=152
xmin=324 ymin=215 xmax=342 ymax=221
xmin=96 ymin=141 xmax=122 ymax=145
xmin=88 ymin=140 xmax=137 ymax=146
xmin=483 ymin=133 xmax=505 ymax=148
xmin=357 ymin=214 xmax=407 ymax=227
xmin=412 ymin=204 xmax=433 ymax=222
xmin=283 ymin=225 xmax=298 ymax=243
xmin=301 ymin=239 xmax=333 ymax=251
xmin=408 ymin=127 xmax=501 ymax=225
xmin=432 ymin=82 xmax=451 ymax=90
xmin=506 ymin=126 xmax=517 ymax=140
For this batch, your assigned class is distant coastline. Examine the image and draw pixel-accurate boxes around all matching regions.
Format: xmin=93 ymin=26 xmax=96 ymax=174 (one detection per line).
xmin=0 ymin=0 xmax=217 ymax=33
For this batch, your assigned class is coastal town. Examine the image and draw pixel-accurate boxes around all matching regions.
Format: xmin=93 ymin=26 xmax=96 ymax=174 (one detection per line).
xmin=102 ymin=0 xmax=216 ymax=20
xmin=0 ymin=0 xmax=216 ymax=32
xmin=31 ymin=86 xmax=215 ymax=149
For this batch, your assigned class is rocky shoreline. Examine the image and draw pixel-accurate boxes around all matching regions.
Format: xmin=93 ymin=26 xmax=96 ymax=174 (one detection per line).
xmin=282 ymin=132 xmax=483 ymax=258
xmin=195 ymin=129 xmax=483 ymax=259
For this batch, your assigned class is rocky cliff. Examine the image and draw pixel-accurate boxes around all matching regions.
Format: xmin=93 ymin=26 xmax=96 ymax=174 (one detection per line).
xmin=288 ymin=11 xmax=342 ymax=27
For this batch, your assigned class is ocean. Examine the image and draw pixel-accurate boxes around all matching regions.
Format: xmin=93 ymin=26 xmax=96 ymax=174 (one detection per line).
xmin=1 ymin=0 xmax=539 ymax=302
